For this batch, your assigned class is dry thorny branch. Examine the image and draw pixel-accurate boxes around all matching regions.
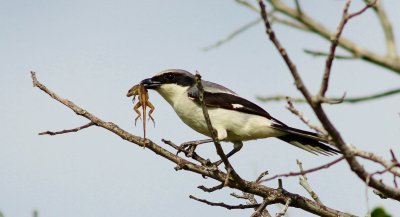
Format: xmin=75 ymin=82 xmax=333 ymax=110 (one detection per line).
xmin=31 ymin=0 xmax=399 ymax=216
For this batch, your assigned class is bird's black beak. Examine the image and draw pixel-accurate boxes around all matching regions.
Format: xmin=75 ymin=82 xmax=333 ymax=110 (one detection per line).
xmin=140 ymin=78 xmax=161 ymax=89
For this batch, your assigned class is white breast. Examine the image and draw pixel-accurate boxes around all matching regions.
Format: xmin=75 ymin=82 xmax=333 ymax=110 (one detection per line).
xmin=156 ymin=84 xmax=285 ymax=141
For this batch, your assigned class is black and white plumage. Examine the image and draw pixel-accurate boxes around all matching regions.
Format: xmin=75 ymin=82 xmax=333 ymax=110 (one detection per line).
xmin=141 ymin=69 xmax=339 ymax=158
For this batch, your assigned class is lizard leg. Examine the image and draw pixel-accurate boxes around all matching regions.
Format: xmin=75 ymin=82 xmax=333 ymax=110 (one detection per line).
xmin=134 ymin=102 xmax=142 ymax=126
xmin=146 ymin=101 xmax=156 ymax=127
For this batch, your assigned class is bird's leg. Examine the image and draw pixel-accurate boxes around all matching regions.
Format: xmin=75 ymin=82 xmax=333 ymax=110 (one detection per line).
xmin=133 ymin=102 xmax=142 ymax=126
xmin=214 ymin=141 xmax=243 ymax=166
xmin=146 ymin=101 xmax=155 ymax=127
xmin=177 ymin=139 xmax=213 ymax=157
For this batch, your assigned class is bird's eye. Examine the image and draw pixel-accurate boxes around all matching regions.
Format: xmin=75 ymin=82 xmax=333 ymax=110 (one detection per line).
xmin=165 ymin=73 xmax=175 ymax=80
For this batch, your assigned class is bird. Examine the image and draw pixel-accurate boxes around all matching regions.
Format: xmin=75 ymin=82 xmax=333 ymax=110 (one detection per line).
xmin=140 ymin=69 xmax=339 ymax=161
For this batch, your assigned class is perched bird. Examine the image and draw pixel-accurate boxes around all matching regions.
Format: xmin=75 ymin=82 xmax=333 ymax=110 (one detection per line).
xmin=140 ymin=69 xmax=339 ymax=160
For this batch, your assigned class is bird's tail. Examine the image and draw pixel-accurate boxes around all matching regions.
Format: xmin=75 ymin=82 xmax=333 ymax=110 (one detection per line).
xmin=274 ymin=125 xmax=340 ymax=156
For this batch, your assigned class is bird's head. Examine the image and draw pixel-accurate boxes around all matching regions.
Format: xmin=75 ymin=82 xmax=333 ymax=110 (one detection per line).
xmin=141 ymin=69 xmax=195 ymax=104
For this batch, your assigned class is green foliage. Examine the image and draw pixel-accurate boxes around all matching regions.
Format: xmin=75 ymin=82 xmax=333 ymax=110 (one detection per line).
xmin=371 ymin=207 xmax=392 ymax=217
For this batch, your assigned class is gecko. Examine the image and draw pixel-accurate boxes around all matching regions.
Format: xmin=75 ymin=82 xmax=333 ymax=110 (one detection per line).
xmin=127 ymin=84 xmax=155 ymax=144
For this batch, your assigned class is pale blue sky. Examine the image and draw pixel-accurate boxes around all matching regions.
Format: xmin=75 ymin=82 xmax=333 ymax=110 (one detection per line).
xmin=1 ymin=0 xmax=399 ymax=216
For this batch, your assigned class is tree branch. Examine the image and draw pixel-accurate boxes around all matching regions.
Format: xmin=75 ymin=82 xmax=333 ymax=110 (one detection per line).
xmin=258 ymin=0 xmax=400 ymax=201
xmin=189 ymin=195 xmax=260 ymax=210
xmin=31 ymin=70 xmax=356 ymax=216
xmin=303 ymin=49 xmax=356 ymax=60
xmin=261 ymin=157 xmax=344 ymax=182
xmin=250 ymin=198 xmax=270 ymax=217
xmin=257 ymin=87 xmax=400 ymax=104
xmin=297 ymin=160 xmax=324 ymax=205
xmin=285 ymin=97 xmax=326 ymax=134
xmin=268 ymin=0 xmax=400 ymax=75
xmin=38 ymin=122 xmax=95 ymax=136
xmin=194 ymin=72 xmax=246 ymax=187
xmin=365 ymin=0 xmax=397 ymax=58
xmin=203 ymin=18 xmax=261 ymax=51
xmin=318 ymin=0 xmax=375 ymax=99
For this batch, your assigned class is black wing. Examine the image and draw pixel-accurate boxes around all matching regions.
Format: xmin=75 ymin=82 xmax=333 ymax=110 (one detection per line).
xmin=188 ymin=91 xmax=285 ymax=125
xmin=188 ymin=91 xmax=340 ymax=155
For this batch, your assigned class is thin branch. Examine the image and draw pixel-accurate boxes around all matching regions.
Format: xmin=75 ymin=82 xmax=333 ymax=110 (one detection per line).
xmin=318 ymin=0 xmax=352 ymax=99
xmin=294 ymin=0 xmax=302 ymax=15
xmin=268 ymin=0 xmax=400 ymax=75
xmin=195 ymin=72 xmax=246 ymax=187
xmin=270 ymin=15 xmax=309 ymax=31
xmin=285 ymin=97 xmax=326 ymax=134
xmin=261 ymin=157 xmax=344 ymax=182
xmin=250 ymin=198 xmax=270 ymax=217
xmin=38 ymin=122 xmax=95 ymax=136
xmin=235 ymin=0 xmax=259 ymax=12
xmin=275 ymin=198 xmax=291 ymax=217
xmin=257 ymin=87 xmax=400 ymax=104
xmin=198 ymin=183 xmax=225 ymax=193
xmin=390 ymin=149 xmax=399 ymax=188
xmin=256 ymin=171 xmax=269 ymax=183
xmin=303 ymin=49 xmax=356 ymax=60
xmin=189 ymin=195 xmax=260 ymax=210
xmin=203 ymin=18 xmax=261 ymax=51
xmin=259 ymin=1 xmax=400 ymax=201
xmin=297 ymin=160 xmax=324 ymax=205
xmin=352 ymin=146 xmax=400 ymax=177
xmin=258 ymin=0 xmax=314 ymax=103
xmin=365 ymin=0 xmax=397 ymax=57
xmin=231 ymin=192 xmax=272 ymax=217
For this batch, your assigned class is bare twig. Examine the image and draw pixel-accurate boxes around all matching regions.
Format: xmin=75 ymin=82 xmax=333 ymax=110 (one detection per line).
xmin=352 ymin=146 xmax=400 ymax=177
xmin=250 ymin=198 xmax=270 ymax=217
xmin=303 ymin=49 xmax=356 ymax=60
xmin=390 ymin=149 xmax=399 ymax=188
xmin=38 ymin=122 xmax=95 ymax=136
xmin=270 ymin=15 xmax=309 ymax=31
xmin=258 ymin=0 xmax=314 ymax=103
xmin=189 ymin=195 xmax=260 ymax=210
xmin=203 ymin=18 xmax=261 ymax=51
xmin=195 ymin=72 xmax=246 ymax=186
xmin=256 ymin=171 xmax=269 ymax=183
xmin=261 ymin=157 xmax=344 ymax=182
xmin=285 ymin=97 xmax=326 ymax=134
xmin=257 ymin=87 xmax=400 ymax=104
xmin=294 ymin=0 xmax=302 ymax=15
xmin=231 ymin=192 xmax=272 ymax=217
xmin=275 ymin=198 xmax=291 ymax=217
xmin=365 ymin=0 xmax=397 ymax=57
xmin=235 ymin=0 xmax=259 ymax=12
xmin=318 ymin=0 xmax=376 ymax=99
xmin=198 ymin=183 xmax=225 ymax=193
xmin=297 ymin=160 xmax=324 ymax=205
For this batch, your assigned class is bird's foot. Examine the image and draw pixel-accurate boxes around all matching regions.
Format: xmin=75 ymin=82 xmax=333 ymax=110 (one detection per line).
xmin=202 ymin=159 xmax=218 ymax=172
xmin=177 ymin=141 xmax=198 ymax=157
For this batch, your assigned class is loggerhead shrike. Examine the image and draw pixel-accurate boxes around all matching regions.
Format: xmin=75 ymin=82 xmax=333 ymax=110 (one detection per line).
xmin=140 ymin=69 xmax=339 ymax=159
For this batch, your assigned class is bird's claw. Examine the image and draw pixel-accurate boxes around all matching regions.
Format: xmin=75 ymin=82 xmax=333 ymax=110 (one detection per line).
xmin=204 ymin=159 xmax=218 ymax=171
xmin=176 ymin=142 xmax=198 ymax=157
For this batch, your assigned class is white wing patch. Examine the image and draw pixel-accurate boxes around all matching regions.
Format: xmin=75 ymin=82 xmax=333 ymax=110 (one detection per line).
xmin=232 ymin=104 xmax=243 ymax=109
